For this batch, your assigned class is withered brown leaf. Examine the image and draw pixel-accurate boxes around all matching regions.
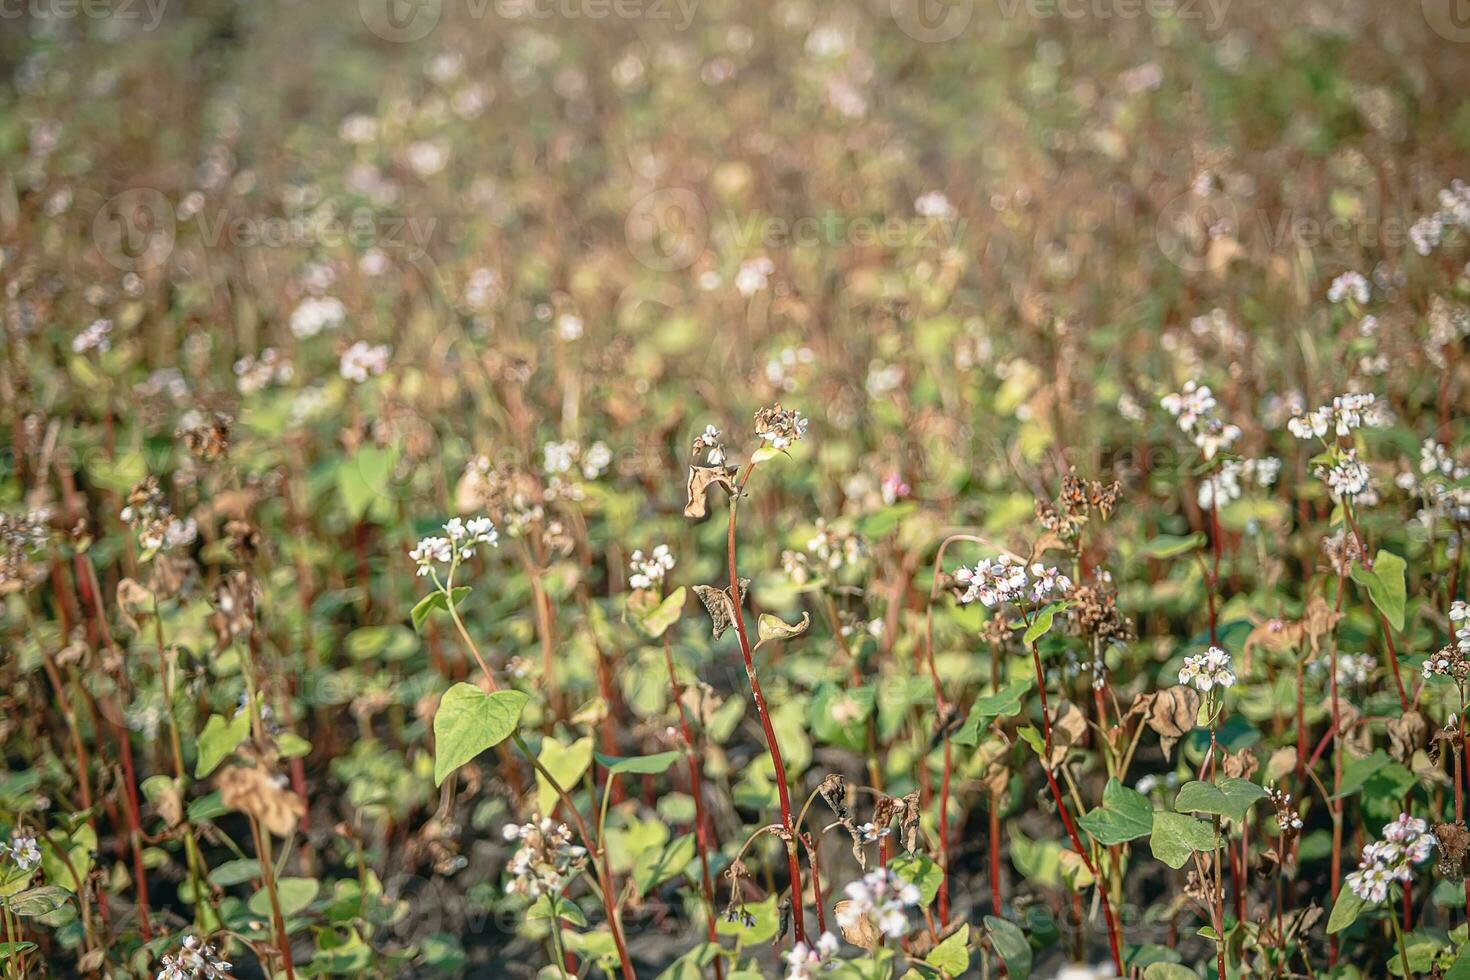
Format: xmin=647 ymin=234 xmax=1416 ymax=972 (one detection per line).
xmin=684 ymin=464 xmax=739 ymax=519
xmin=218 ymin=764 xmax=306 ymax=837
xmin=692 ymin=580 xmax=750 ymax=639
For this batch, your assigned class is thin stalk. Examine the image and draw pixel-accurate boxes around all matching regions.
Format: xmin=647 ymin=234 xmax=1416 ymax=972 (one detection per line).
xmin=724 ymin=461 xmax=807 ymax=946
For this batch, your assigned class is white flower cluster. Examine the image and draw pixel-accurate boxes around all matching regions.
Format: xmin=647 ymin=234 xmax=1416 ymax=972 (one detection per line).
xmin=1427 ymin=602 xmax=1470 ymax=678
xmin=502 ymin=816 xmax=588 ymax=898
xmin=289 ymin=295 xmax=345 ymax=338
xmin=4 ymin=835 xmax=40 ymax=872
xmin=1326 ymin=271 xmax=1370 ymax=305
xmin=1409 ymin=179 xmax=1470 ymax=256
xmin=692 ymin=424 xmax=726 ymax=465
xmin=629 ymin=544 xmax=675 ymax=591
xmin=1161 ymin=381 xmax=1240 ymax=459
xmin=735 ymin=256 xmax=775 ymax=296
xmin=542 ymin=439 xmax=612 ymax=481
xmin=835 ymin=868 xmax=921 ymax=941
xmin=72 ymin=317 xmax=113 ymax=354
xmin=785 ymin=932 xmax=841 ymax=980
xmin=339 ymin=341 xmax=391 ymax=383
xmin=754 ymin=404 xmax=810 ymax=450
xmin=1286 ymin=392 xmax=1383 ymax=440
xmin=1335 ymin=652 xmax=1376 ymax=686
xmin=1314 ymin=448 xmax=1372 ymax=499
xmin=1178 ymin=645 xmax=1235 ymax=693
xmin=156 ymin=934 xmax=234 ymax=980
xmin=956 ymin=555 xmax=1071 ymax=609
xmin=807 ymin=519 xmax=866 ymax=573
xmin=1345 ymin=814 xmax=1435 ymax=903
xmin=1399 ymin=440 xmax=1470 ymax=523
xmin=1197 ymin=456 xmax=1280 ymax=509
xmin=233 ymin=348 xmax=294 ymax=394
xmin=410 ymin=516 xmax=498 ymax=577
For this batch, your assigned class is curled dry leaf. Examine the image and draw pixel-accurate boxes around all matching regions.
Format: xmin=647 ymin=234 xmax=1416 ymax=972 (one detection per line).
xmin=692 ymin=580 xmax=749 ymax=639
xmin=1434 ymin=821 xmax=1470 ymax=881
xmin=1045 ymin=700 xmax=1087 ymax=767
xmin=218 ymin=763 xmax=306 ymax=837
xmin=757 ymin=611 xmax=810 ymax=642
xmin=1221 ymin=747 xmax=1259 ymax=780
xmin=834 ymin=900 xmax=878 ymax=949
xmin=1135 ymin=685 xmax=1200 ymax=761
xmin=1387 ymin=711 xmax=1426 ymax=763
xmin=115 ymin=577 xmax=155 ymax=633
xmin=1266 ymin=746 xmax=1298 ymax=782
xmin=684 ymin=463 xmax=739 ymax=519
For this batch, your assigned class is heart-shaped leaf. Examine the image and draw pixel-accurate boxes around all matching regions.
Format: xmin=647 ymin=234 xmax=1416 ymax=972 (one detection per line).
xmin=1078 ymin=778 xmax=1154 ymax=845
xmin=432 ymin=685 xmax=528 ymax=786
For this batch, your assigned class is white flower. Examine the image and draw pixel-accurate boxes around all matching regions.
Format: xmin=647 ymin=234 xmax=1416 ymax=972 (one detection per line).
xmin=754 ymin=405 xmax=810 ymax=450
xmin=410 ymin=536 xmax=452 ymax=576
xmin=72 ymin=318 xmax=113 ymax=354
xmin=6 ymin=835 xmax=40 ymax=872
xmin=1178 ymin=646 xmax=1235 ymax=693
xmin=1315 ymin=449 xmax=1371 ymax=498
xmin=556 ymin=313 xmax=584 ymax=341
xmin=156 ymin=933 xmax=233 ymax=980
xmin=289 ymin=296 xmax=346 ymax=338
xmin=1346 ymin=814 xmax=1433 ymax=904
xmin=339 ymin=341 xmax=391 ymax=383
xmin=957 ymin=554 xmax=1030 ymax=608
xmin=1029 ymin=563 xmax=1072 ymax=603
xmin=835 ymin=869 xmax=920 ymax=941
xmin=785 ymin=932 xmax=840 ymax=980
xmin=1327 ymin=271 xmax=1370 ymax=305
xmin=735 ymin=256 xmax=774 ymax=296
xmin=629 ymin=544 xmax=676 ymax=591
xmin=915 ymin=190 xmax=957 ymax=221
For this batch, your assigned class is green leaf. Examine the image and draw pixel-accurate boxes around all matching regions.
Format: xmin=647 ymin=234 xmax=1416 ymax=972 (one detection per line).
xmin=1444 ymin=944 xmax=1470 ymax=980
xmin=8 ymin=886 xmax=71 ymax=917
xmin=1144 ymin=965 xmax=1201 ymax=980
xmin=337 ymin=446 xmax=396 ymax=523
xmin=1078 ymin=778 xmax=1154 ymax=845
xmin=1173 ymin=778 xmax=1267 ymax=823
xmin=1351 ymin=550 xmax=1407 ymax=631
xmin=249 ymin=877 xmax=318 ymax=918
xmin=926 ymin=924 xmax=970 ymax=976
xmin=276 ymin=733 xmax=311 ymax=760
xmin=983 ymin=916 xmax=1031 ymax=980
xmin=208 ymin=859 xmax=262 ymax=887
xmin=195 ymin=712 xmax=250 ymax=778
xmin=538 ymin=737 xmax=595 ymax=814
xmin=1142 ymin=533 xmax=1207 ymax=558
xmin=1327 ymin=886 xmax=1368 ymax=935
xmin=344 ymin=624 xmax=418 ymax=662
xmin=528 ymin=893 xmax=588 ymax=927
xmin=1022 ymin=601 xmax=1070 ymax=646
xmin=638 ymin=587 xmax=686 ymax=639
xmin=953 ymin=679 xmax=1034 ymax=747
xmin=0 ymin=942 xmax=37 ymax=960
xmin=596 ymin=751 xmax=681 ymax=776
xmin=891 ymin=852 xmax=943 ymax=906
xmin=634 ymin=833 xmax=695 ymax=895
xmin=432 ymin=685 xmax=528 ymax=786
xmin=757 ymin=611 xmax=811 ymax=642
xmin=411 ymin=587 xmax=471 ymax=633
xmin=1149 ymin=812 xmax=1220 ymax=869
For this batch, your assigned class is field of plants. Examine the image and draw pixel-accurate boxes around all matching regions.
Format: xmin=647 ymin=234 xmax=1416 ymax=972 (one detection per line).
xmin=2 ymin=0 xmax=1470 ymax=976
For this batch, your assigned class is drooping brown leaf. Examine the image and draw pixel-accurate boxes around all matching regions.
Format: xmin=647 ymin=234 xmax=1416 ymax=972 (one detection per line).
xmin=1137 ymin=685 xmax=1200 ymax=761
xmin=1222 ymin=747 xmax=1259 ymax=780
xmin=1435 ymin=822 xmax=1470 ymax=881
xmin=1045 ymin=700 xmax=1087 ymax=767
xmin=1387 ymin=711 xmax=1426 ymax=763
xmin=684 ymin=464 xmax=738 ymax=519
xmin=115 ymin=577 xmax=155 ymax=633
xmin=218 ymin=764 xmax=306 ymax=837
